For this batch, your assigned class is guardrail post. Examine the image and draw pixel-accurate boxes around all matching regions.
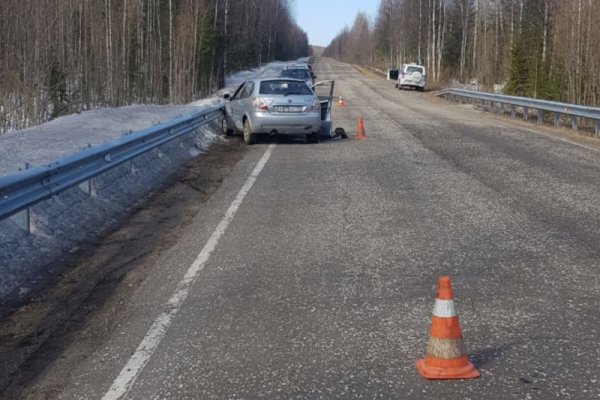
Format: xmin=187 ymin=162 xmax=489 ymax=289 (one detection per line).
xmin=537 ymin=110 xmax=544 ymax=125
xmin=500 ymin=103 xmax=504 ymax=115
xmin=571 ymin=116 xmax=578 ymax=131
xmin=153 ymin=147 xmax=164 ymax=159
xmin=129 ymin=159 xmax=138 ymax=175
xmin=511 ymin=105 xmax=516 ymax=119
xmin=179 ymin=135 xmax=188 ymax=149
xmin=78 ymin=149 xmax=94 ymax=195
xmin=524 ymin=107 xmax=529 ymax=121
xmin=9 ymin=162 xmax=33 ymax=233
xmin=10 ymin=208 xmax=31 ymax=233
xmin=596 ymin=120 xmax=600 ymax=137
xmin=554 ymin=112 xmax=560 ymax=127
xmin=78 ymin=180 xmax=92 ymax=195
xmin=480 ymin=99 xmax=485 ymax=112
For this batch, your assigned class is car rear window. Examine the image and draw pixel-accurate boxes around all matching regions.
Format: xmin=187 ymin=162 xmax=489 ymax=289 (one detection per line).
xmin=259 ymin=80 xmax=313 ymax=95
xmin=281 ymin=69 xmax=311 ymax=80
xmin=405 ymin=66 xmax=424 ymax=74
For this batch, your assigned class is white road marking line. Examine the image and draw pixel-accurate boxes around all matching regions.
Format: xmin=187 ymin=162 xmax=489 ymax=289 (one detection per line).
xmin=521 ymin=127 xmax=600 ymax=152
xmin=102 ymin=144 xmax=276 ymax=400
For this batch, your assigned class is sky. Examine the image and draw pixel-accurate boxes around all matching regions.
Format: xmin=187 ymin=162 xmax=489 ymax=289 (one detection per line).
xmin=293 ymin=0 xmax=380 ymax=47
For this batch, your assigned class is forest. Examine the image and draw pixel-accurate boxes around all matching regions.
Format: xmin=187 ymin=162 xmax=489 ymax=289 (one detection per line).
xmin=324 ymin=0 xmax=600 ymax=107
xmin=0 ymin=0 xmax=308 ymax=133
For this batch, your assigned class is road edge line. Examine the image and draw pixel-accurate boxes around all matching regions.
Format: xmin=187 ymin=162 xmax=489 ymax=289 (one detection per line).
xmin=102 ymin=144 xmax=276 ymax=400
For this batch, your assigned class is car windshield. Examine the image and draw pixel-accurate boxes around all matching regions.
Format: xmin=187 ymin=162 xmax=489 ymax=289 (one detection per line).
xmin=281 ymin=69 xmax=311 ymax=80
xmin=259 ymin=80 xmax=312 ymax=95
xmin=406 ymin=66 xmax=424 ymax=74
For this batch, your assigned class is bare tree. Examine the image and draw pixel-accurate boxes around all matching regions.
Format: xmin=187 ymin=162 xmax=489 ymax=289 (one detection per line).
xmin=0 ymin=0 xmax=309 ymax=134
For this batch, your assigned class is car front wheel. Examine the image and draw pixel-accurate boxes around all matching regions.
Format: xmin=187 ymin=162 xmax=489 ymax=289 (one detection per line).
xmin=243 ymin=119 xmax=256 ymax=145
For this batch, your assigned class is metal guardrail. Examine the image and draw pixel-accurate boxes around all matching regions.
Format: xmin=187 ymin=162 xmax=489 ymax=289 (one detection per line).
xmin=437 ymin=88 xmax=600 ymax=136
xmin=0 ymin=103 xmax=225 ymax=228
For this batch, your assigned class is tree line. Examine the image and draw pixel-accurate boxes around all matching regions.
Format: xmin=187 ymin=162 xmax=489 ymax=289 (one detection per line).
xmin=324 ymin=0 xmax=600 ymax=106
xmin=0 ymin=0 xmax=308 ymax=133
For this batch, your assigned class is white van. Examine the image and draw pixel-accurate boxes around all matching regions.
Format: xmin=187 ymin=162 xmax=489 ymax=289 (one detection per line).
xmin=396 ymin=64 xmax=426 ymax=91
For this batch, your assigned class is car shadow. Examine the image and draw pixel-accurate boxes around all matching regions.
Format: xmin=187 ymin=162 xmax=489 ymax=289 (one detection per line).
xmin=241 ymin=131 xmax=348 ymax=146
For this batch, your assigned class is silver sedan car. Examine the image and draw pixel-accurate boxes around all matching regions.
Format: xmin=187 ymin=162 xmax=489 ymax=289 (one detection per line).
xmin=222 ymin=78 xmax=322 ymax=144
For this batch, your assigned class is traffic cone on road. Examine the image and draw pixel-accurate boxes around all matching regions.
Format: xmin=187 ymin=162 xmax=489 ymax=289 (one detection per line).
xmin=416 ymin=276 xmax=480 ymax=380
xmin=354 ymin=116 xmax=366 ymax=140
xmin=338 ymin=95 xmax=345 ymax=107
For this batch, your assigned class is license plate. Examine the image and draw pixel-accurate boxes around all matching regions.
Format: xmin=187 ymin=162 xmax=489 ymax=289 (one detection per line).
xmin=277 ymin=106 xmax=303 ymax=113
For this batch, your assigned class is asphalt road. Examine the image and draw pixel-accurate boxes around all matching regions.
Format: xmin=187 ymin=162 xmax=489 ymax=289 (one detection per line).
xmin=8 ymin=58 xmax=600 ymax=399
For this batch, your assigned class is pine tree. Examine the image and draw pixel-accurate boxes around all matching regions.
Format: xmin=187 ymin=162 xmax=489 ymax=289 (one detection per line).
xmin=48 ymin=61 xmax=69 ymax=119
xmin=506 ymin=36 xmax=528 ymax=96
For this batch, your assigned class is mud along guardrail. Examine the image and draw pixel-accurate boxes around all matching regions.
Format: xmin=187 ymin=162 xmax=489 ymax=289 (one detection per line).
xmin=0 ymin=104 xmax=225 ymax=230
xmin=437 ymin=88 xmax=600 ymax=136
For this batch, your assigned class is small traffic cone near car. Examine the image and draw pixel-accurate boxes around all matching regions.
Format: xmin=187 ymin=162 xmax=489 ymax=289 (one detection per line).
xmin=353 ymin=116 xmax=366 ymax=140
xmin=338 ymin=95 xmax=345 ymax=107
xmin=416 ymin=276 xmax=480 ymax=380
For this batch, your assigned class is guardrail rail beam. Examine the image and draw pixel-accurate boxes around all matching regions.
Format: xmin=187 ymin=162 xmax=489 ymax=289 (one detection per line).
xmin=437 ymin=88 xmax=600 ymax=136
xmin=0 ymin=104 xmax=225 ymax=225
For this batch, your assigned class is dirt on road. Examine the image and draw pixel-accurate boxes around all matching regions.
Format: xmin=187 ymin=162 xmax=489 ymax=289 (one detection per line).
xmin=0 ymin=136 xmax=247 ymax=399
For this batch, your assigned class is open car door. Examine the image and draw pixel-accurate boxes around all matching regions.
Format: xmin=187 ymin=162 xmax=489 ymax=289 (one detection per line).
xmin=311 ymin=80 xmax=335 ymax=137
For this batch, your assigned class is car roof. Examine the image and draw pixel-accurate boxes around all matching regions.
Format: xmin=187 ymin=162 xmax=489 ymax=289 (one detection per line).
xmin=258 ymin=78 xmax=305 ymax=82
xmin=284 ymin=64 xmax=310 ymax=69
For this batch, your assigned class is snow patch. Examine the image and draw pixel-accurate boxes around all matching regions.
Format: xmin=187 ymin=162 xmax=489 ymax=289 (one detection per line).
xmin=0 ymin=57 xmax=309 ymax=303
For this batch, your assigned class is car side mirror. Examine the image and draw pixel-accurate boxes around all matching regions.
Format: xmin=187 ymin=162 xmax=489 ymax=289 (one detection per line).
xmin=223 ymin=93 xmax=231 ymax=100
xmin=312 ymin=75 xmax=317 ymax=80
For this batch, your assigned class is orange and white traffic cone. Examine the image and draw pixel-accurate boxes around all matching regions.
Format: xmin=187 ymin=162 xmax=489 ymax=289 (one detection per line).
xmin=338 ymin=95 xmax=345 ymax=107
xmin=416 ymin=276 xmax=480 ymax=380
xmin=354 ymin=116 xmax=366 ymax=140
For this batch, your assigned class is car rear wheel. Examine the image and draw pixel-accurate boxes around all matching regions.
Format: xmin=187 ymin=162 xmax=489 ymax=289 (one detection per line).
xmin=222 ymin=118 xmax=233 ymax=135
xmin=243 ymin=119 xmax=256 ymax=145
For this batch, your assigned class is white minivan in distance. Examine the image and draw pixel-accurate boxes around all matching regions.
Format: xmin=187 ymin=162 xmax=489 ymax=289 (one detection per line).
xmin=396 ymin=64 xmax=426 ymax=91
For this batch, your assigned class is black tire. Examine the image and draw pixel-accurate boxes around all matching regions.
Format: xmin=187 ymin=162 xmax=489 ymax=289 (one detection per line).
xmin=222 ymin=118 xmax=233 ymax=135
xmin=306 ymin=132 xmax=319 ymax=144
xmin=243 ymin=119 xmax=256 ymax=145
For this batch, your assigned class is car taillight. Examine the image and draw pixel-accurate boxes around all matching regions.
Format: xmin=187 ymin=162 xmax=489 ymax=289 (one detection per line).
xmin=253 ymin=98 xmax=269 ymax=111
xmin=311 ymin=98 xmax=320 ymax=111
